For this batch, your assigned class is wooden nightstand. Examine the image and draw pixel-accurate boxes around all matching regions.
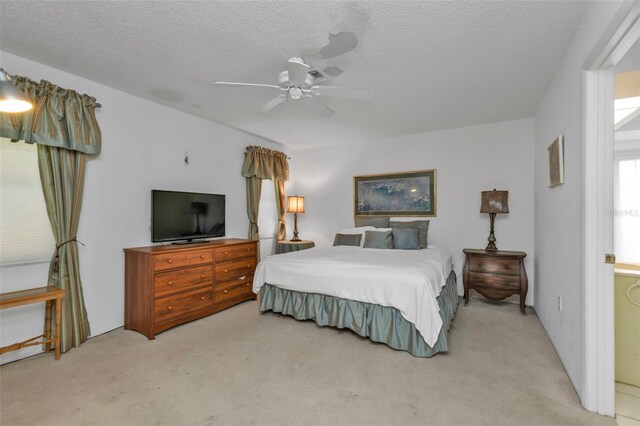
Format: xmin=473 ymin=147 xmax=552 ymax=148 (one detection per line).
xmin=275 ymin=240 xmax=315 ymax=254
xmin=463 ymin=249 xmax=528 ymax=314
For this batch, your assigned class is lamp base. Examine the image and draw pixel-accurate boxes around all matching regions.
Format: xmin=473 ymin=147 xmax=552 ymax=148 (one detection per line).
xmin=290 ymin=212 xmax=301 ymax=242
xmin=485 ymin=242 xmax=498 ymax=252
xmin=485 ymin=213 xmax=498 ymax=252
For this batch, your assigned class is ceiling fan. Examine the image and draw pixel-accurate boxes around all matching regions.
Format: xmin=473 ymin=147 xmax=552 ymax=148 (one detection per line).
xmin=212 ymin=57 xmax=373 ymax=116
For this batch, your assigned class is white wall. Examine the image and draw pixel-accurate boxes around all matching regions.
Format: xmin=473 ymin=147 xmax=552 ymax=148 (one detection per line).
xmin=290 ymin=118 xmax=535 ymax=301
xmin=0 ymin=52 xmax=286 ymax=363
xmin=533 ymin=0 xmax=625 ymax=403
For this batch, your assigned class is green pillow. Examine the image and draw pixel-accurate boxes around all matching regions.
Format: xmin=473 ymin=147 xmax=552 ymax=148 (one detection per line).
xmin=333 ymin=233 xmax=362 ymax=247
xmin=363 ymin=230 xmax=393 ymax=249
xmin=390 ymin=220 xmax=429 ymax=248
xmin=392 ymin=228 xmax=420 ymax=250
xmin=354 ymin=216 xmax=390 ymax=228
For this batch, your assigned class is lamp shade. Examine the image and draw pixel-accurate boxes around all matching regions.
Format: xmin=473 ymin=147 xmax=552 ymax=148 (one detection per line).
xmin=287 ymin=195 xmax=305 ymax=213
xmin=480 ymin=189 xmax=509 ymax=214
xmin=0 ymin=69 xmax=32 ymax=113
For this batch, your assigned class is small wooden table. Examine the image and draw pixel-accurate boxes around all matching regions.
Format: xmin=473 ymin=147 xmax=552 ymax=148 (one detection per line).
xmin=275 ymin=240 xmax=315 ymax=254
xmin=0 ymin=287 xmax=64 ymax=360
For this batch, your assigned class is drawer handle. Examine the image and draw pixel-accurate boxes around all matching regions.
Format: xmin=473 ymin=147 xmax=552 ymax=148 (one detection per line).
xmin=247 ymin=248 xmax=251 ymax=251
xmin=223 ymin=289 xmax=228 ymax=294
xmin=168 ymin=281 xmax=173 ymax=286
xmin=168 ymin=259 xmax=173 ymax=264
xmin=200 ymin=296 xmax=205 ymax=300
xmin=224 ymin=269 xmax=228 ymax=273
xmin=224 ymin=251 xmax=228 ymax=255
xmin=246 ymin=265 xmax=250 ymax=268
xmin=167 ymin=306 xmax=172 ymax=311
xmin=200 ymin=274 xmax=205 ymax=278
xmin=246 ymin=283 xmax=250 ymax=287
xmin=200 ymin=254 xmax=205 ymax=259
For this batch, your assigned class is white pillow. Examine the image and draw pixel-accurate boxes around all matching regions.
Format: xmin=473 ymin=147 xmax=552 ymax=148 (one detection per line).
xmin=338 ymin=226 xmax=376 ymax=247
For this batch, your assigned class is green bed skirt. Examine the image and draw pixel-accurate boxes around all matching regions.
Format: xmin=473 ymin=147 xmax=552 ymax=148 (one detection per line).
xmin=259 ymin=271 xmax=458 ymax=357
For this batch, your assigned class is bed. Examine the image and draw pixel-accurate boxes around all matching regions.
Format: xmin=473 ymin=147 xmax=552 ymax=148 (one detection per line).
xmin=252 ymin=241 xmax=458 ymax=357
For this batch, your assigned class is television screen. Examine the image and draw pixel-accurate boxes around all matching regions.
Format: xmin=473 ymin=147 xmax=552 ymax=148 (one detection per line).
xmin=152 ymin=190 xmax=225 ymax=243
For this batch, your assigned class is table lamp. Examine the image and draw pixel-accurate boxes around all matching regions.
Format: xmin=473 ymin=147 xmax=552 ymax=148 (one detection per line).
xmin=287 ymin=195 xmax=305 ymax=242
xmin=480 ymin=189 xmax=509 ymax=252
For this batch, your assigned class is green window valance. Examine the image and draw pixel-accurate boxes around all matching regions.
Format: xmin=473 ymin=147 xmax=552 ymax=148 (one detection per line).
xmin=0 ymin=75 xmax=102 ymax=155
xmin=242 ymin=145 xmax=289 ymax=181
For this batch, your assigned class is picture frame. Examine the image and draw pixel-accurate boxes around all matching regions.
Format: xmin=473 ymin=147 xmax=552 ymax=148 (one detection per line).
xmin=354 ymin=169 xmax=436 ymax=217
xmin=547 ymin=135 xmax=564 ymax=188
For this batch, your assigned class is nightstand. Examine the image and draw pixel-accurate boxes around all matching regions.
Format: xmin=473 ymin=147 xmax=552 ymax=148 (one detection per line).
xmin=275 ymin=240 xmax=315 ymax=255
xmin=463 ymin=248 xmax=528 ymax=314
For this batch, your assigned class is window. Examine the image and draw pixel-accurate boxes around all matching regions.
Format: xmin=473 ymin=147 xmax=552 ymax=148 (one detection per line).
xmin=0 ymin=138 xmax=55 ymax=265
xmin=614 ymin=155 xmax=640 ymax=265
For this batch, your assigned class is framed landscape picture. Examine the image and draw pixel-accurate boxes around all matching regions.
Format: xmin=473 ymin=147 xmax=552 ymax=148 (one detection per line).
xmin=354 ymin=169 xmax=436 ymax=217
xmin=547 ymin=135 xmax=564 ymax=188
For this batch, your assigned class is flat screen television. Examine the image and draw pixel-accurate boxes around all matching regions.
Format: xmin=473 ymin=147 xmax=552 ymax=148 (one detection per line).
xmin=152 ymin=190 xmax=225 ymax=243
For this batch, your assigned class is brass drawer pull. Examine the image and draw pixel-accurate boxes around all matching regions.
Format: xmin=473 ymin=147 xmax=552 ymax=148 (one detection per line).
xmin=168 ymin=281 xmax=173 ymax=285
xmin=200 ymin=254 xmax=205 ymax=259
xmin=246 ymin=283 xmax=250 ymax=287
xmin=168 ymin=259 xmax=173 ymax=264
xmin=247 ymin=248 xmax=251 ymax=251
xmin=224 ymin=269 xmax=228 ymax=273
xmin=224 ymin=251 xmax=228 ymax=255
xmin=200 ymin=274 xmax=205 ymax=278
xmin=223 ymin=289 xmax=228 ymax=294
xmin=246 ymin=265 xmax=250 ymax=268
xmin=200 ymin=296 xmax=205 ymax=300
xmin=167 ymin=306 xmax=172 ymax=310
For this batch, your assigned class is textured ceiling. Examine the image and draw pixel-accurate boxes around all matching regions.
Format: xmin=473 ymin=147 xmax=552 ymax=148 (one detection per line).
xmin=0 ymin=1 xmax=588 ymax=149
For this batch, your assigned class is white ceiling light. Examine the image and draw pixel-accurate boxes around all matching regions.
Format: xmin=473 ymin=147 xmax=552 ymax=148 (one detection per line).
xmin=0 ymin=69 xmax=33 ymax=113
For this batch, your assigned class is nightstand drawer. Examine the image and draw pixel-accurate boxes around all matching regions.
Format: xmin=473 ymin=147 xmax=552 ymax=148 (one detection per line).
xmin=468 ymin=272 xmax=520 ymax=290
xmin=468 ymin=256 xmax=519 ymax=275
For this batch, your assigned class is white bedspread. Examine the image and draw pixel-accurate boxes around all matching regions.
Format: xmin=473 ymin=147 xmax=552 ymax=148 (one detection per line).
xmin=252 ymin=246 xmax=453 ymax=346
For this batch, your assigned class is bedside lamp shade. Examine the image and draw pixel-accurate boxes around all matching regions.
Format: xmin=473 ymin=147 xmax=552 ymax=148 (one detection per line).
xmin=480 ymin=190 xmax=509 ymax=214
xmin=480 ymin=189 xmax=509 ymax=252
xmin=287 ymin=195 xmax=305 ymax=242
xmin=287 ymin=196 xmax=305 ymax=214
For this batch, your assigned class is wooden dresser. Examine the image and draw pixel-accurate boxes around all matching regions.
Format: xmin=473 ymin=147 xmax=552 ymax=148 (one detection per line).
xmin=462 ymin=248 xmax=528 ymax=314
xmin=124 ymin=239 xmax=257 ymax=339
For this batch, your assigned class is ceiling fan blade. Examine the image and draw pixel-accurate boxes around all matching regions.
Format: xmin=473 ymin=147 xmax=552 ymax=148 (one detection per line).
xmin=287 ymin=58 xmax=310 ymax=86
xmin=304 ymin=95 xmax=333 ymax=116
xmin=260 ymin=96 xmax=286 ymax=114
xmin=311 ymin=85 xmax=374 ymax=100
xmin=212 ymin=82 xmax=282 ymax=91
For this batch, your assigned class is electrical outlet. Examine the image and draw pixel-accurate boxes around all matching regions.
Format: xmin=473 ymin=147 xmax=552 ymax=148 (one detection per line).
xmin=557 ymin=296 xmax=563 ymax=312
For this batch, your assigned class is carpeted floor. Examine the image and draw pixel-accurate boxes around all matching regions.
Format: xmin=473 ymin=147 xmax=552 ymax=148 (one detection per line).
xmin=0 ymin=296 xmax=615 ymax=425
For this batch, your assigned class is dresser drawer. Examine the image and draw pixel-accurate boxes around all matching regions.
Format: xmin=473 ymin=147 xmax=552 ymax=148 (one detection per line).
xmin=216 ymin=258 xmax=256 ymax=282
xmin=468 ymin=256 xmax=519 ymax=275
xmin=154 ymin=286 xmax=213 ymax=322
xmin=468 ymin=272 xmax=520 ymax=290
xmin=215 ymin=278 xmax=253 ymax=303
xmin=214 ymin=244 xmax=256 ymax=262
xmin=154 ymin=265 xmax=213 ymax=298
xmin=154 ymin=249 xmax=213 ymax=271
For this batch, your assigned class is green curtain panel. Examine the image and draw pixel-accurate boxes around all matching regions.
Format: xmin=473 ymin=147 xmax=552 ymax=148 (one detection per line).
xmin=0 ymin=73 xmax=101 ymax=353
xmin=0 ymin=76 xmax=102 ymax=155
xmin=38 ymin=145 xmax=92 ymax=351
xmin=242 ymin=146 xmax=290 ymax=249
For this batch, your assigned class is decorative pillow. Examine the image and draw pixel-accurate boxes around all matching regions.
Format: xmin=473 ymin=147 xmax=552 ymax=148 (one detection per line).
xmin=354 ymin=216 xmax=390 ymax=228
xmin=390 ymin=220 xmax=429 ymax=249
xmin=363 ymin=230 xmax=393 ymax=249
xmin=333 ymin=233 xmax=362 ymax=247
xmin=338 ymin=226 xmax=376 ymax=247
xmin=392 ymin=228 xmax=420 ymax=250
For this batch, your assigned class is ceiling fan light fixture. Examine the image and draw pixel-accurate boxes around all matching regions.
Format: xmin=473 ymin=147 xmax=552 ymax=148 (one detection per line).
xmin=0 ymin=68 xmax=33 ymax=113
xmin=289 ymin=87 xmax=303 ymax=100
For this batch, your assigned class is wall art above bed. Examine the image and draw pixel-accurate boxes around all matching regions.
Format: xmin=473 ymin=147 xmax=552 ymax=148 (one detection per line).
xmin=354 ymin=169 xmax=436 ymax=217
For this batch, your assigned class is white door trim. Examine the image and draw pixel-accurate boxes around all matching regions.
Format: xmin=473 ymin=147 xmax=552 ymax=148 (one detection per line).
xmin=583 ymin=0 xmax=640 ymax=416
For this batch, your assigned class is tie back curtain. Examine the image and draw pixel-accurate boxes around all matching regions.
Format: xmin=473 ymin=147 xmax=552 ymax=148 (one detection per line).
xmin=242 ymin=146 xmax=290 ymax=256
xmin=0 ymin=73 xmax=102 ymax=353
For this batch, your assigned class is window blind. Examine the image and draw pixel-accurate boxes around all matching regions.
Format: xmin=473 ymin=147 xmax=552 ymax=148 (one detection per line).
xmin=1 ymin=138 xmax=55 ymax=266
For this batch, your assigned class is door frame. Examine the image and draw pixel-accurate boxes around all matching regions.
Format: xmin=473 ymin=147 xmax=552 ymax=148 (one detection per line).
xmin=583 ymin=0 xmax=640 ymax=416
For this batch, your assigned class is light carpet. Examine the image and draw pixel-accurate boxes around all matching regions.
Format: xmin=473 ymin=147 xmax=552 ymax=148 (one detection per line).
xmin=0 ymin=296 xmax=615 ymax=425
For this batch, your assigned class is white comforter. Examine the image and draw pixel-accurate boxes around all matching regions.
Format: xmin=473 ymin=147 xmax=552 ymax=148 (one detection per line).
xmin=252 ymin=246 xmax=453 ymax=347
